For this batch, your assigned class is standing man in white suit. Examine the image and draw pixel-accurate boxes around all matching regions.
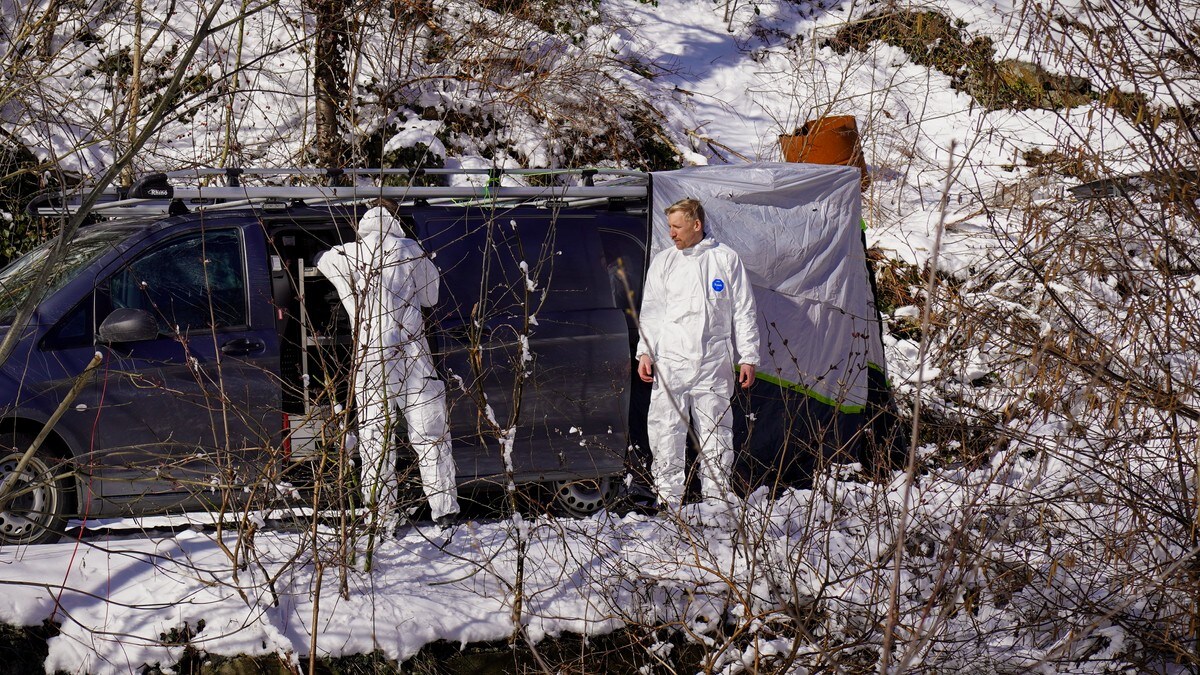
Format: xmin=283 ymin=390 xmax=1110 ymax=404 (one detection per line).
xmin=636 ymin=197 xmax=760 ymax=512
xmin=318 ymin=201 xmax=460 ymax=532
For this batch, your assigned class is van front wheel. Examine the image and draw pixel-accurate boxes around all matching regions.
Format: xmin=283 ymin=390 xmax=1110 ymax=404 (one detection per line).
xmin=0 ymin=433 xmax=71 ymax=546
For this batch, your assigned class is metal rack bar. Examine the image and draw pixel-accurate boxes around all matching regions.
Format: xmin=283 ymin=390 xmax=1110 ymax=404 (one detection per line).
xmin=164 ymin=167 xmax=647 ymax=179
xmin=170 ymin=185 xmax=647 ymax=199
xmin=29 ymin=167 xmax=650 ymax=218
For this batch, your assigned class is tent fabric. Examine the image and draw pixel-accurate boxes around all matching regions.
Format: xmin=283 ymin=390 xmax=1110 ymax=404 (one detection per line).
xmin=649 ymin=162 xmax=887 ymax=412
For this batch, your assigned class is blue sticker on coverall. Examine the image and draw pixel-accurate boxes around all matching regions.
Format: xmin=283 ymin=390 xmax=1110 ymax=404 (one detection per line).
xmin=711 ymin=278 xmax=725 ymax=292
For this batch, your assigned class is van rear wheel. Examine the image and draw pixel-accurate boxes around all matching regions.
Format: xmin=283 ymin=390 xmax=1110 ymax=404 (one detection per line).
xmin=0 ymin=433 xmax=71 ymax=546
xmin=550 ymin=477 xmax=616 ymax=517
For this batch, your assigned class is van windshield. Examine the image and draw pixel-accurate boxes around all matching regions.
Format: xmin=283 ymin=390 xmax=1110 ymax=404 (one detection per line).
xmin=0 ymin=227 xmax=130 ymax=324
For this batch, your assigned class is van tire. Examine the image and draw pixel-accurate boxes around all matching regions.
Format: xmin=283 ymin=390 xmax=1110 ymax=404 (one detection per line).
xmin=551 ymin=477 xmax=616 ymax=517
xmin=0 ymin=433 xmax=72 ymax=546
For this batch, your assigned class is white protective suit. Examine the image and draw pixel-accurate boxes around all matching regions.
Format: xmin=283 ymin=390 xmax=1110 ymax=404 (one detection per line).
xmin=316 ymin=207 xmax=459 ymax=524
xmin=635 ymin=237 xmax=760 ymax=507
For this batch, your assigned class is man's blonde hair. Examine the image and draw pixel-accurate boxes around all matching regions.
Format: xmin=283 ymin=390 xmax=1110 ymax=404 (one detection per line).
xmin=665 ymin=197 xmax=705 ymax=225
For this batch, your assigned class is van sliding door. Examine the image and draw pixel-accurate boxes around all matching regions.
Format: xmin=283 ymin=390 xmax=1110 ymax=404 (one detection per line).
xmin=413 ymin=207 xmax=629 ymax=486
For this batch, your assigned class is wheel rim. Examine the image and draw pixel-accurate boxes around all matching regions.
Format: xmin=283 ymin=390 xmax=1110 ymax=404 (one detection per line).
xmin=0 ymin=453 xmax=60 ymax=544
xmin=553 ymin=477 xmax=613 ymax=517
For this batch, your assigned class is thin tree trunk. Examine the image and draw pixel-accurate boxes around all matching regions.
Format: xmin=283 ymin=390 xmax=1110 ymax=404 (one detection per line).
xmin=122 ymin=0 xmax=144 ymax=188
xmin=311 ymin=0 xmax=349 ymax=169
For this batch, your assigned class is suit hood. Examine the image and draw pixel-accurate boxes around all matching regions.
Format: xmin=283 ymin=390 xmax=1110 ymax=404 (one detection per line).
xmin=357 ymin=206 xmax=400 ymax=240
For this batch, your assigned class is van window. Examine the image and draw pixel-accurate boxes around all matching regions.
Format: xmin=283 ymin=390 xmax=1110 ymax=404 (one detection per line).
xmin=109 ymin=229 xmax=247 ymax=333
xmin=0 ymin=227 xmax=128 ymax=324
xmin=41 ymin=295 xmax=93 ymax=350
xmin=488 ymin=216 xmax=600 ymax=314
xmin=421 ymin=210 xmax=612 ymax=327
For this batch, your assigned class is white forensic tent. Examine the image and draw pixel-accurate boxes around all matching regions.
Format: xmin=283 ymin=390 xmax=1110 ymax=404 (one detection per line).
xmin=649 ymin=163 xmax=892 ymax=466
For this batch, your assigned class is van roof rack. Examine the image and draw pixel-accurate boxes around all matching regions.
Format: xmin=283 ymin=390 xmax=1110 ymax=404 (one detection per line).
xmin=27 ymin=167 xmax=650 ymax=219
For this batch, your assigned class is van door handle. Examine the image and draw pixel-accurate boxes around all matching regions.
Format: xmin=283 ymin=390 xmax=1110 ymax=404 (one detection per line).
xmin=220 ymin=337 xmax=265 ymax=356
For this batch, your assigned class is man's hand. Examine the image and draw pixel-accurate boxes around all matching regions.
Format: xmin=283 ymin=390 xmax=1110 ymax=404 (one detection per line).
xmin=738 ymin=363 xmax=756 ymax=389
xmin=638 ymin=354 xmax=655 ymax=383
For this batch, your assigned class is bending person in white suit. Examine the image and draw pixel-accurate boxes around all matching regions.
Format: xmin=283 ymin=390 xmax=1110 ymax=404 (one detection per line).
xmin=636 ymin=198 xmax=760 ymax=511
xmin=317 ymin=202 xmax=459 ymax=530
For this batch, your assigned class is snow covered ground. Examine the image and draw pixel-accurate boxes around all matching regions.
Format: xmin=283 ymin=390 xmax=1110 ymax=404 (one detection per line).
xmin=4 ymin=0 xmax=1200 ymax=671
xmin=2 ymin=472 xmax=1138 ymax=674
xmin=13 ymin=496 xmax=832 ymax=673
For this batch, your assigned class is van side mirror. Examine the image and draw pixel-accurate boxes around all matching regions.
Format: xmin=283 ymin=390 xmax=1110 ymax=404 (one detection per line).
xmin=98 ymin=308 xmax=160 ymax=343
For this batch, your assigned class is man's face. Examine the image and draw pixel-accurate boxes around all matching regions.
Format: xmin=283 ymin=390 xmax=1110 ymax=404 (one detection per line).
xmin=668 ymin=211 xmax=704 ymax=250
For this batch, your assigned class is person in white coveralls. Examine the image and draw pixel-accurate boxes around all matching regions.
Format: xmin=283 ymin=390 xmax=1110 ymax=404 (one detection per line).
xmin=636 ymin=197 xmax=760 ymax=511
xmin=317 ymin=201 xmax=460 ymax=530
